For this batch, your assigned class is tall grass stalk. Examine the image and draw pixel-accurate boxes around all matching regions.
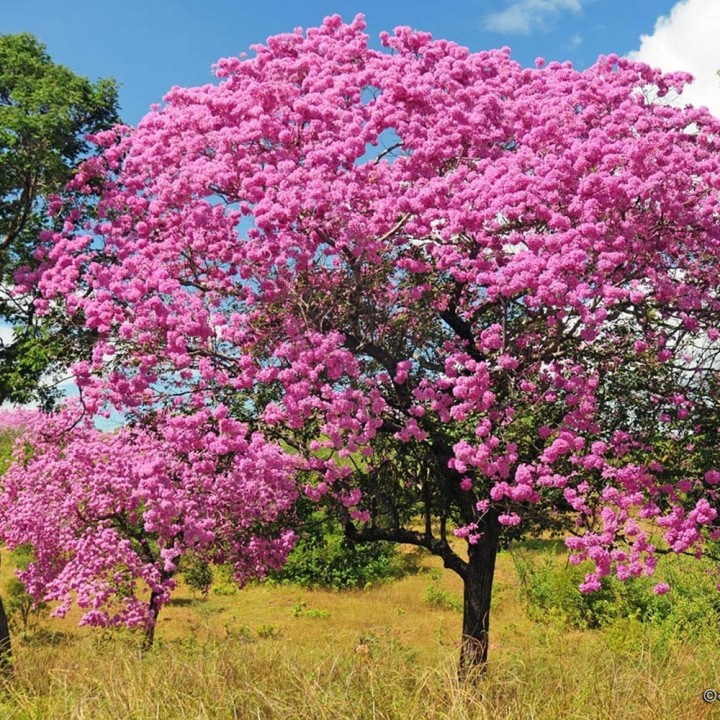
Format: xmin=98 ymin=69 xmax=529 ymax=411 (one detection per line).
xmin=0 ymin=622 xmax=717 ymax=720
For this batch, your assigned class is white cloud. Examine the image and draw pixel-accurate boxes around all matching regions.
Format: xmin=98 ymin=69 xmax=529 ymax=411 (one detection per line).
xmin=628 ymin=0 xmax=720 ymax=117
xmin=0 ymin=323 xmax=13 ymax=347
xmin=483 ymin=0 xmax=583 ymax=35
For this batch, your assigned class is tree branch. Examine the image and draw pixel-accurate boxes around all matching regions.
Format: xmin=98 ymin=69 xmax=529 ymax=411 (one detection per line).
xmin=343 ymin=520 xmax=468 ymax=579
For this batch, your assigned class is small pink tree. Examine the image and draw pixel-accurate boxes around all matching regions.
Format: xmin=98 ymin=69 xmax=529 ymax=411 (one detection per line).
xmin=0 ymin=406 xmax=296 ymax=646
xmin=22 ymin=16 xmax=720 ymax=666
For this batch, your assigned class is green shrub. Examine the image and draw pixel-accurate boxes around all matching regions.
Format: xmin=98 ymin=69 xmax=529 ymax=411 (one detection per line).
xmin=270 ymin=511 xmax=403 ymax=590
xmin=653 ymin=556 xmax=720 ymax=643
xmin=180 ymin=552 xmax=213 ymax=598
xmin=422 ymin=581 xmax=462 ymax=612
xmin=211 ymin=564 xmax=238 ymax=596
xmin=513 ymin=545 xmax=718 ymax=640
xmin=0 ymin=430 xmax=16 ymax=475
xmin=514 ymin=555 xmax=622 ymax=629
xmin=5 ymin=577 xmax=47 ymax=634
xmin=290 ymin=603 xmax=330 ymax=619
xmin=4 ymin=545 xmax=47 ymax=634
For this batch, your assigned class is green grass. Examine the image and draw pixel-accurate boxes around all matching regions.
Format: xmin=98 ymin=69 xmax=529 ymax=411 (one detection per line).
xmin=0 ymin=545 xmax=718 ymax=719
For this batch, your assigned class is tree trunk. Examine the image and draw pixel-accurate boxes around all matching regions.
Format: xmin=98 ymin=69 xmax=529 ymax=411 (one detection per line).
xmin=340 ymin=500 xmax=502 ymax=671
xmin=142 ymin=591 xmax=161 ymax=650
xmin=460 ymin=511 xmax=500 ymax=672
xmin=0 ymin=596 xmax=12 ymax=676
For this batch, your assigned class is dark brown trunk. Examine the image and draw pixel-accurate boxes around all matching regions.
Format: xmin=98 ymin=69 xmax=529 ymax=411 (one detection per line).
xmin=460 ymin=511 xmax=500 ymax=671
xmin=142 ymin=591 xmax=161 ymax=650
xmin=0 ymin=596 xmax=11 ymax=676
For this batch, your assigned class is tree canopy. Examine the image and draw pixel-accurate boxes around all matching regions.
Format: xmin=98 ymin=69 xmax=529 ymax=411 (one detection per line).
xmin=0 ymin=406 xmax=297 ymax=646
xmin=20 ymin=15 xmax=720 ymax=666
xmin=0 ymin=33 xmax=119 ymax=407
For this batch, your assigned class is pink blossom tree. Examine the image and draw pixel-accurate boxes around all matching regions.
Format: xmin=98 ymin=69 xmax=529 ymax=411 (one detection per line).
xmin=0 ymin=406 xmax=297 ymax=646
xmin=22 ymin=15 xmax=720 ymax=666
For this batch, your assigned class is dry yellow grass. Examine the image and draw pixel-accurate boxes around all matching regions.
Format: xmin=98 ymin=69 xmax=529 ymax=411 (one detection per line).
xmin=0 ymin=547 xmax=717 ymax=719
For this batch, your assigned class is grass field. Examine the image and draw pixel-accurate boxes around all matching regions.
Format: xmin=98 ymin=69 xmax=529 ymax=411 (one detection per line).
xmin=0 ymin=543 xmax=718 ymax=719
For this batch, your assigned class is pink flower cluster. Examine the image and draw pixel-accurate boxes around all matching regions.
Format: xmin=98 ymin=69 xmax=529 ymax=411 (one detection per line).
xmin=19 ymin=15 xmax=720 ymax=596
xmin=0 ymin=406 xmax=296 ymax=631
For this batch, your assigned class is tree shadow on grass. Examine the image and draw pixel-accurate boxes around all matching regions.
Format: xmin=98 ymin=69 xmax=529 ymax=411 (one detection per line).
xmin=166 ymin=597 xmax=198 ymax=608
xmin=510 ymin=538 xmax=568 ymax=555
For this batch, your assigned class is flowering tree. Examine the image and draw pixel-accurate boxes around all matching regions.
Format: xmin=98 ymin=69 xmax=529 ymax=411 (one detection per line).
xmin=0 ymin=407 xmax=296 ymax=646
xmin=23 ymin=16 xmax=720 ymax=666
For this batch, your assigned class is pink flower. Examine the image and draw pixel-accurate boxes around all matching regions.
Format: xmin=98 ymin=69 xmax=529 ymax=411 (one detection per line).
xmin=19 ymin=15 xmax=720 ymax=650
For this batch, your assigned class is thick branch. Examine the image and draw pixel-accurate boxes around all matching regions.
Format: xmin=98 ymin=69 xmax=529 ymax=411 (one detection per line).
xmin=343 ymin=521 xmax=468 ymax=579
xmin=343 ymin=333 xmax=399 ymax=376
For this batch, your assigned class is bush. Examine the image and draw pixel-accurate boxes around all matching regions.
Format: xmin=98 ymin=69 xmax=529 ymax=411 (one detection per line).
xmin=211 ymin=564 xmax=238 ymax=596
xmin=513 ymin=545 xmax=718 ymax=640
xmin=180 ymin=552 xmax=213 ymax=598
xmin=514 ymin=554 xmax=623 ymax=629
xmin=422 ymin=581 xmax=462 ymax=612
xmin=5 ymin=577 xmax=47 ymax=633
xmin=5 ymin=546 xmax=48 ymax=634
xmin=270 ymin=511 xmax=402 ymax=590
xmin=0 ymin=429 xmax=17 ymax=475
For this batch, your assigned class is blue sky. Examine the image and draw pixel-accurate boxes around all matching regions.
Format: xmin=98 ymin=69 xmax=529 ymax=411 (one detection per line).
xmin=1 ymin=0 xmax=719 ymax=417
xmin=2 ymin=0 xmax=717 ymax=125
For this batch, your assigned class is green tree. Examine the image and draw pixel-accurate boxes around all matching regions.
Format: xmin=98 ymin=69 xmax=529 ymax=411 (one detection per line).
xmin=0 ymin=35 xmax=118 ymax=672
xmin=0 ymin=33 xmax=119 ymax=407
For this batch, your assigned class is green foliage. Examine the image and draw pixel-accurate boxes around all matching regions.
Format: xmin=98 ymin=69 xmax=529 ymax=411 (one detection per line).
xmin=11 ymin=543 xmax=34 ymax=572
xmin=211 ymin=564 xmax=238 ymax=596
xmin=422 ymin=581 xmax=463 ymax=612
xmin=0 ymin=33 xmax=119 ymax=407
xmin=5 ymin=576 xmax=46 ymax=634
xmin=0 ymin=429 xmax=17 ymax=475
xmin=224 ymin=624 xmax=254 ymax=643
xmin=180 ymin=552 xmax=213 ymax=598
xmin=290 ymin=603 xmax=330 ymax=619
xmin=514 ymin=547 xmax=720 ymax=641
xmin=291 ymin=602 xmax=305 ymax=617
xmin=5 ymin=546 xmax=47 ymax=634
xmin=270 ymin=511 xmax=403 ymax=590
xmin=515 ymin=555 xmax=628 ymax=629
